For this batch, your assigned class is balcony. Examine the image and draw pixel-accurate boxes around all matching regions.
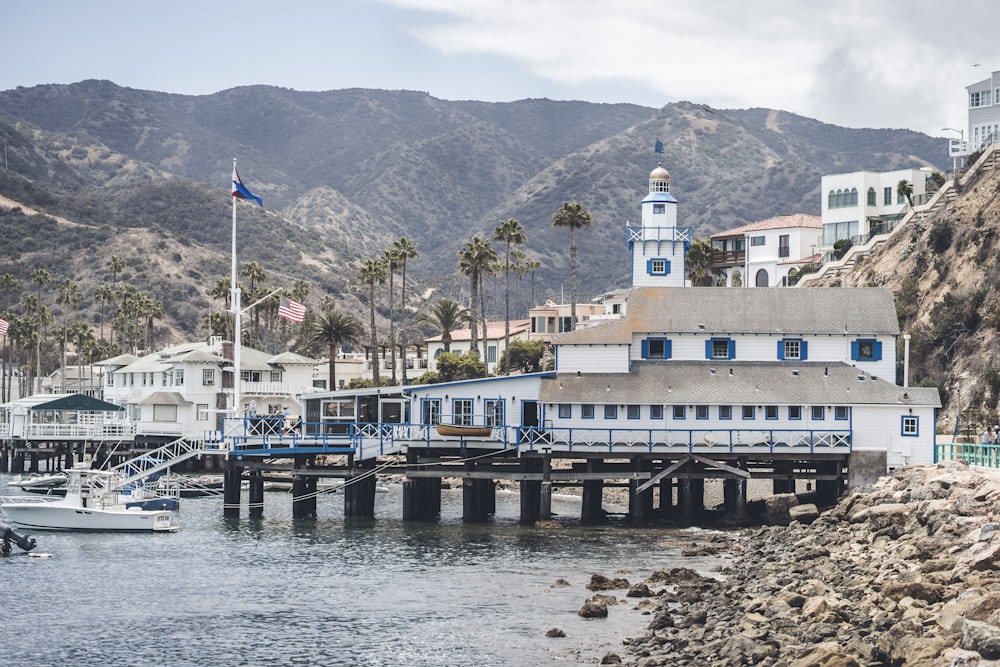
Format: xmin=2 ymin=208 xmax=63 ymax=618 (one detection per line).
xmin=710 ymin=249 xmax=745 ymax=267
xmin=242 ymin=381 xmax=291 ymax=396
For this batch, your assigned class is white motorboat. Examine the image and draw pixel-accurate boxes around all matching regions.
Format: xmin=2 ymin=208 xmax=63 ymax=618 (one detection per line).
xmin=0 ymin=467 xmax=179 ymax=532
xmin=11 ymin=471 xmax=69 ymax=493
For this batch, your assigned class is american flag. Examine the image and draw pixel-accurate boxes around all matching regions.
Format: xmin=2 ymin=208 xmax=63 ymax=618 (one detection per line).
xmin=0 ymin=318 xmax=7 ymax=336
xmin=278 ymin=297 xmax=306 ymax=323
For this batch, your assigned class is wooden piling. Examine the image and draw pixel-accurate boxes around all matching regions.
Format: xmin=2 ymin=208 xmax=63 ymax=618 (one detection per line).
xmin=248 ymin=470 xmax=264 ymax=518
xmin=223 ymin=461 xmax=242 ymax=518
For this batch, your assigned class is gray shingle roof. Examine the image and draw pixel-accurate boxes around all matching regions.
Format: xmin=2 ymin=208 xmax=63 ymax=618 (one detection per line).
xmin=538 ymin=361 xmax=939 ymax=407
xmin=556 ymin=287 xmax=899 ymax=345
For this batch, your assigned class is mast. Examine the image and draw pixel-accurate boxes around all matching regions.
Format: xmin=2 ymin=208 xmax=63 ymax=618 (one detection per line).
xmin=231 ymin=158 xmax=242 ymax=418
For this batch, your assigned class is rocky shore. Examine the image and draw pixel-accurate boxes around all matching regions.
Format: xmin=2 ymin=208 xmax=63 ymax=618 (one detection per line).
xmin=581 ymin=461 xmax=1000 ymax=666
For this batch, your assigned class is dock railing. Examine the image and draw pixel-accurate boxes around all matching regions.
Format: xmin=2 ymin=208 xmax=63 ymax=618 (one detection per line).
xmin=936 ymin=442 xmax=1000 ymax=468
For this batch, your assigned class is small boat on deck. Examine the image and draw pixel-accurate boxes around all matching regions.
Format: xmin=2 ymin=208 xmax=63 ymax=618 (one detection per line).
xmin=0 ymin=467 xmax=179 ymax=532
xmin=435 ymin=423 xmax=494 ymax=438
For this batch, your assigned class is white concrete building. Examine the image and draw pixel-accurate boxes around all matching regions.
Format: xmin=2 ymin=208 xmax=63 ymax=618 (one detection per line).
xmin=819 ymin=168 xmax=932 ymax=260
xmin=424 ymin=319 xmax=530 ymax=375
xmin=710 ymin=214 xmax=822 ymax=287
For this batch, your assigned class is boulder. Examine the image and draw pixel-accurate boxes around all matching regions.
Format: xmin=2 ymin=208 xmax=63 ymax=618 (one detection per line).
xmin=587 ymin=573 xmax=630 ymax=591
xmin=789 ymin=503 xmax=820 ymax=524
xmin=578 ymin=597 xmax=609 ymax=618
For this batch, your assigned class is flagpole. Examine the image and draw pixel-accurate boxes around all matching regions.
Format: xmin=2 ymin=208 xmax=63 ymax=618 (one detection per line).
xmin=231 ymin=158 xmax=242 ymax=420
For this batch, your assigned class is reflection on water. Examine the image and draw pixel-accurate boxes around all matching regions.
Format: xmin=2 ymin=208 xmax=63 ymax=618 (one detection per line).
xmin=0 ymin=476 xmax=727 ymax=666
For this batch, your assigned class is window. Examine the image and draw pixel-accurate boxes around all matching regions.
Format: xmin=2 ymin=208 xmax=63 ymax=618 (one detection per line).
xmin=270 ymin=371 xmax=282 ymax=382
xmin=851 ymin=339 xmax=882 ymax=362
xmin=742 ymin=405 xmax=755 ymax=420
xmin=902 ymin=416 xmax=919 ymax=437
xmin=604 ymin=405 xmax=618 ymax=419
xmin=129 ymin=373 xmax=134 ymax=386
xmin=750 ymin=235 xmax=765 ymax=246
xmin=627 ymin=405 xmax=641 ymax=420
xmin=453 ymin=399 xmax=473 ymax=426
xmin=558 ymin=404 xmax=572 ymax=419
xmin=203 ymin=369 xmax=215 ymax=386
xmin=422 ymin=399 xmax=442 ymax=425
xmin=707 ymin=338 xmax=734 ymax=360
xmin=884 ymin=187 xmax=892 ymax=205
xmin=765 ymin=406 xmax=778 ymax=420
xmin=673 ymin=405 xmax=686 ymax=420
xmin=141 ymin=373 xmax=148 ymax=386
xmin=695 ymin=405 xmax=709 ymax=420
xmin=719 ymin=405 xmax=732 ymax=420
xmin=488 ymin=346 xmax=497 ymax=364
xmin=823 ymin=220 xmax=859 ymax=246
xmin=778 ymin=338 xmax=808 ymax=360
xmin=485 ymin=399 xmax=504 ymax=427
xmin=650 ymin=405 xmax=663 ymax=420
xmin=646 ymin=258 xmax=670 ymax=276
xmin=778 ymin=234 xmax=790 ymax=258
xmin=789 ymin=405 xmax=802 ymax=420
xmin=642 ymin=338 xmax=672 ymax=359
xmin=653 ymin=203 xmax=665 ymax=214
xmin=971 ymin=90 xmax=992 ymax=108
xmin=107 ymin=373 xmax=114 ymax=387
xmin=835 ymin=406 xmax=849 ymax=420
xmin=867 ymin=188 xmax=876 ymax=205
xmin=242 ymin=370 xmax=262 ymax=382
xmin=812 ymin=406 xmax=825 ymax=420
xmin=152 ymin=404 xmax=178 ymax=422
xmin=162 ymin=372 xmax=171 ymax=387
xmin=175 ymin=369 xmax=184 ymax=385
xmin=582 ymin=404 xmax=595 ymax=419
xmin=196 ymin=404 xmax=209 ymax=421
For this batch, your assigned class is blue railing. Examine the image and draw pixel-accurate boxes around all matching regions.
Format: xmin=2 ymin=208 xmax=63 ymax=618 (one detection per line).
xmin=221 ymin=418 xmax=852 ymax=458
xmin=937 ymin=442 xmax=1000 ymax=468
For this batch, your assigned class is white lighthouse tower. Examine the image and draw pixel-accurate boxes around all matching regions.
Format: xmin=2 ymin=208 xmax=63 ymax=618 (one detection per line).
xmin=627 ymin=163 xmax=690 ymax=287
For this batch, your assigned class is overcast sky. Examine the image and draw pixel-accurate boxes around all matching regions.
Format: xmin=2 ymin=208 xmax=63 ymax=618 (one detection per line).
xmin=4 ymin=0 xmax=994 ymax=138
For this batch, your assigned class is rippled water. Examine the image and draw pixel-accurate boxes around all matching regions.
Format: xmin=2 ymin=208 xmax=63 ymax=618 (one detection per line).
xmin=0 ymin=475 xmax=726 ymax=666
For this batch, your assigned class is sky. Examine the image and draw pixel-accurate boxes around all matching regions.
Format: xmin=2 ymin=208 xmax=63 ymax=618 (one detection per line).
xmin=3 ymin=0 xmax=996 ymax=138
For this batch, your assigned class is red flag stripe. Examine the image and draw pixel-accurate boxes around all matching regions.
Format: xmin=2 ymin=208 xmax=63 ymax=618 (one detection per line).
xmin=278 ymin=297 xmax=306 ymax=323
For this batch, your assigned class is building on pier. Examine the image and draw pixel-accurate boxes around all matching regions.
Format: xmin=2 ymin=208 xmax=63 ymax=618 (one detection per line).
xmin=216 ymin=159 xmax=941 ymax=525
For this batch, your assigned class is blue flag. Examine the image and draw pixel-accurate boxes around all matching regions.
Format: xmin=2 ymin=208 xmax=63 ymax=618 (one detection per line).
xmin=654 ymin=139 xmax=664 ymax=154
xmin=232 ymin=164 xmax=263 ymax=207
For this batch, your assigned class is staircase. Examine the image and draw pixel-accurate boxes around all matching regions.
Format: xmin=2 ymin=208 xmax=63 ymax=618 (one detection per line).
xmin=797 ymin=145 xmax=1000 ymax=287
xmin=110 ymin=437 xmax=206 ymax=488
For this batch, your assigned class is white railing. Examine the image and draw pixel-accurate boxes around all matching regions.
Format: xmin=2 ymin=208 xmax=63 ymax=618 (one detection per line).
xmin=24 ymin=422 xmax=136 ymax=439
xmin=626 ymin=224 xmax=691 ymax=244
xmin=242 ymin=381 xmax=290 ymax=395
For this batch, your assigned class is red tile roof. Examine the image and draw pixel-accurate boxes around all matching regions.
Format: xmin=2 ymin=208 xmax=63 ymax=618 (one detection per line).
xmin=424 ymin=319 xmax=531 ymax=343
xmin=711 ymin=214 xmax=822 ymax=239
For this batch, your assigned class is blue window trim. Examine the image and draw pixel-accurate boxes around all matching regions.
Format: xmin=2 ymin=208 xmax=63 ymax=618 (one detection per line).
xmin=557 ymin=404 xmax=572 ymax=419
xmin=672 ymin=405 xmax=686 ymax=420
xmin=901 ymin=415 xmax=919 ymax=437
xmin=646 ymin=258 xmax=671 ymax=276
xmin=777 ymin=338 xmax=808 ymax=361
xmin=452 ymin=398 xmax=474 ymax=425
xmin=834 ymin=406 xmax=850 ymax=421
xmin=627 ymin=405 xmax=641 ymax=420
xmin=640 ymin=337 xmax=672 ymax=359
xmin=765 ymin=406 xmax=778 ymax=420
xmin=719 ymin=405 xmax=732 ymax=420
xmin=742 ymin=405 xmax=755 ymax=420
xmin=812 ymin=405 xmax=825 ymax=420
xmin=851 ymin=338 xmax=883 ymax=362
xmin=695 ymin=405 xmax=709 ymax=420
xmin=604 ymin=404 xmax=618 ymax=420
xmin=582 ymin=404 xmax=595 ymax=420
xmin=650 ymin=405 xmax=664 ymax=420
xmin=788 ymin=405 xmax=802 ymax=420
xmin=706 ymin=337 xmax=736 ymax=360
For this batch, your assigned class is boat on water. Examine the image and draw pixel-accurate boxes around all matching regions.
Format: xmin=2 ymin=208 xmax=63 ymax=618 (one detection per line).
xmin=0 ymin=467 xmax=179 ymax=532
xmin=10 ymin=471 xmax=69 ymax=493
xmin=435 ymin=423 xmax=494 ymax=438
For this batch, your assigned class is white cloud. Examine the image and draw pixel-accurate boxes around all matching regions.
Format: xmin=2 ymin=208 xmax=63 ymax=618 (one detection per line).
xmin=381 ymin=0 xmax=994 ymax=134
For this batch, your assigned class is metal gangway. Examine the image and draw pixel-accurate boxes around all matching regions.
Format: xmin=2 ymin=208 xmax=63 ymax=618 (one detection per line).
xmin=109 ymin=437 xmax=207 ymax=489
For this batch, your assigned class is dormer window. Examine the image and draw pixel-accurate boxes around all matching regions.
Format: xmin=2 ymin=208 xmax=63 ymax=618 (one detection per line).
xmin=653 ymin=203 xmax=665 ymax=214
xmin=641 ymin=337 xmax=671 ymax=359
xmin=646 ymin=258 xmax=670 ymax=276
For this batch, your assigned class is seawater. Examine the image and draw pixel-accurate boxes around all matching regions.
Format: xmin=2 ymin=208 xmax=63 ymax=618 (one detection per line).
xmin=0 ymin=475 xmax=727 ymax=666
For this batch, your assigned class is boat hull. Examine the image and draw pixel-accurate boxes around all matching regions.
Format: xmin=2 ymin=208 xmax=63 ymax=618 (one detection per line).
xmin=1 ymin=502 xmax=178 ymax=532
xmin=436 ymin=424 xmax=493 ymax=438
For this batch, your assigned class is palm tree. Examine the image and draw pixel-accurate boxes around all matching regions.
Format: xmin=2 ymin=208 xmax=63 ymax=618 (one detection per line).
xmin=107 ymin=255 xmax=126 ymax=287
xmin=493 ymin=218 xmax=526 ymax=374
xmin=211 ymin=277 xmax=233 ymax=340
xmin=30 ymin=268 xmax=51 ymax=392
xmin=392 ymin=237 xmax=419 ymax=384
xmin=686 ymin=238 xmax=717 ymax=286
xmin=307 ymin=308 xmax=363 ymax=391
xmin=551 ymin=201 xmax=593 ymax=329
xmin=384 ymin=247 xmax=401 ymax=384
xmin=0 ymin=273 xmax=17 ymax=311
xmin=241 ymin=262 xmax=267 ymax=330
xmin=55 ymin=278 xmax=83 ymax=385
xmin=524 ymin=258 xmax=542 ymax=307
xmin=418 ymin=298 xmax=470 ymax=353
xmin=897 ymin=179 xmax=915 ymax=208
xmin=94 ymin=284 xmax=115 ymax=343
xmin=357 ymin=258 xmax=388 ymax=387
xmin=69 ymin=319 xmax=94 ymax=394
xmin=459 ymin=236 xmax=498 ymax=360
xmin=138 ymin=294 xmax=164 ymax=353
